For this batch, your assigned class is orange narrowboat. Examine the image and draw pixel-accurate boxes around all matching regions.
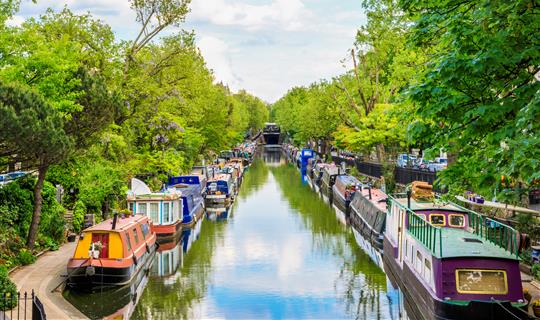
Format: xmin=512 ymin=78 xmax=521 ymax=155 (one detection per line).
xmin=67 ymin=214 xmax=157 ymax=288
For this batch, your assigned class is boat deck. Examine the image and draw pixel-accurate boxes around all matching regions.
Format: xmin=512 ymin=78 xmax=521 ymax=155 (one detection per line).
xmin=358 ymin=188 xmax=387 ymax=211
xmin=413 ymin=227 xmax=519 ymax=260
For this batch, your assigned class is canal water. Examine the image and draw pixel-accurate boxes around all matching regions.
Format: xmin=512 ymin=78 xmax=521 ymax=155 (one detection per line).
xmin=65 ymin=149 xmax=404 ymax=319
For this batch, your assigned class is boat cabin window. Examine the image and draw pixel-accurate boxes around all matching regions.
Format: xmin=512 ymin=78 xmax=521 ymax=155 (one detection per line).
xmin=429 ymin=214 xmax=445 ymax=226
xmin=129 ymin=202 xmax=134 ymax=213
xmin=133 ymin=228 xmax=140 ymax=244
xmin=141 ymin=223 xmax=149 ymax=239
xmin=126 ymin=233 xmax=132 ymax=252
xmin=163 ymin=202 xmax=171 ymax=223
xmin=150 ymin=203 xmax=159 ymax=223
xmin=449 ymin=214 xmax=465 ymax=227
xmin=416 ymin=251 xmax=422 ymax=273
xmin=455 ymin=269 xmax=508 ymax=295
xmin=138 ymin=203 xmax=147 ymax=215
xmin=424 ymin=259 xmax=432 ymax=284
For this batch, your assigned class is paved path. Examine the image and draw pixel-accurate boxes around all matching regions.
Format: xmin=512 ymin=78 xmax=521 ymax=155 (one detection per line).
xmin=9 ymin=242 xmax=88 ymax=320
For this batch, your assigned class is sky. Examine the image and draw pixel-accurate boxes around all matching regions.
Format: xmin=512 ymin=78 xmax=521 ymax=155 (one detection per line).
xmin=13 ymin=0 xmax=366 ymax=102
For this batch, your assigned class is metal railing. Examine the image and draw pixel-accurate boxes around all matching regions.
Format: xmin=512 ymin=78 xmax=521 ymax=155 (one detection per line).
xmin=453 ymin=202 xmax=520 ymax=258
xmin=1 ymin=290 xmax=46 ymax=320
xmin=389 ymin=194 xmax=521 ymax=258
xmin=331 ymin=156 xmax=437 ymax=186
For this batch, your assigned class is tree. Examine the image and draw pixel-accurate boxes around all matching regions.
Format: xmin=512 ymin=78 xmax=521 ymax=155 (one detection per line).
xmin=401 ymin=0 xmax=540 ymax=197
xmin=0 ymin=83 xmax=73 ymax=249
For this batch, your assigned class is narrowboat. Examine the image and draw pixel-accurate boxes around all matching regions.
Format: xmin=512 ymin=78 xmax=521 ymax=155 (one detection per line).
xmin=178 ymin=184 xmax=205 ymax=228
xmin=349 ymin=185 xmax=387 ymax=269
xmin=205 ymin=170 xmax=235 ymax=205
xmin=218 ymin=150 xmax=235 ymax=162
xmin=127 ymin=180 xmax=183 ymax=240
xmin=169 ymin=174 xmax=207 ymax=197
xmin=332 ymin=174 xmax=361 ymax=217
xmin=263 ymin=122 xmax=281 ymax=145
xmin=67 ymin=214 xmax=157 ymax=288
xmin=309 ymin=162 xmax=330 ymax=193
xmin=320 ymin=165 xmax=344 ymax=203
xmin=383 ymin=188 xmax=528 ymax=319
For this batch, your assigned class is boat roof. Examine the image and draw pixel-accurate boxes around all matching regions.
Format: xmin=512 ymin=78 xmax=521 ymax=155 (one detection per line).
xmin=127 ymin=192 xmax=181 ymax=201
xmin=395 ymin=197 xmax=465 ymax=212
xmin=208 ymin=173 xmax=232 ymax=182
xmin=336 ymin=175 xmax=360 ymax=185
xmin=435 ymin=228 xmax=518 ymax=260
xmin=84 ymin=215 xmax=148 ymax=233
xmin=355 ymin=187 xmax=387 ymax=212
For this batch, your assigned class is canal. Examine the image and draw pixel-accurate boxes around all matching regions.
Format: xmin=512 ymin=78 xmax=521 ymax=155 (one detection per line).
xmin=65 ymin=149 xmax=404 ymax=319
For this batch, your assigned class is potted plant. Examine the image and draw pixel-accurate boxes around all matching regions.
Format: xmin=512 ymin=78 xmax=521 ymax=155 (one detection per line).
xmin=532 ymin=299 xmax=540 ymax=317
xmin=524 ymin=288 xmax=532 ymax=304
xmin=88 ymin=241 xmax=103 ymax=259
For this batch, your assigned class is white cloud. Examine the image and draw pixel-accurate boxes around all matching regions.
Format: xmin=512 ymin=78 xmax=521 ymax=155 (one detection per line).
xmin=190 ymin=0 xmax=311 ymax=32
xmin=198 ymin=36 xmax=243 ymax=90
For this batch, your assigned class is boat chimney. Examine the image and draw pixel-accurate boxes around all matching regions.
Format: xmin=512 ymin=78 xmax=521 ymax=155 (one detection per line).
xmin=407 ymin=190 xmax=412 ymax=209
xmin=368 ymin=186 xmax=372 ymax=200
xmin=112 ymin=213 xmax=118 ymax=230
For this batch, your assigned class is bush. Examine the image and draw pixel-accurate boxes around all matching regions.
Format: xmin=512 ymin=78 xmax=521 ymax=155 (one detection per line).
xmin=16 ymin=249 xmax=36 ymax=266
xmin=532 ymin=263 xmax=540 ymax=280
xmin=73 ymin=200 xmax=86 ymax=233
xmin=0 ymin=265 xmax=18 ymax=311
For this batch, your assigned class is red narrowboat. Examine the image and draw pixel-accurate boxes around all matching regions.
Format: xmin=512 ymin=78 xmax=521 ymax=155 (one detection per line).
xmin=67 ymin=214 xmax=157 ymax=288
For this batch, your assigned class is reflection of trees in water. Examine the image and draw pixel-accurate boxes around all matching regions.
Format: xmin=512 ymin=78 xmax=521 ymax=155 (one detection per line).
xmin=270 ymin=164 xmax=388 ymax=319
xmin=131 ymin=220 xmax=228 ymax=319
xmin=237 ymin=158 xmax=269 ymax=200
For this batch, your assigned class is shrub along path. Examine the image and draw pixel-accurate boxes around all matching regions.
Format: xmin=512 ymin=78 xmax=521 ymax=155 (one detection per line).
xmin=9 ymin=241 xmax=87 ymax=319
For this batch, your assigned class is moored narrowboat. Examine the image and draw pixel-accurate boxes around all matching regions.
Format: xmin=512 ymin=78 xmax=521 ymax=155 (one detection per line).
xmin=332 ymin=174 xmax=361 ymax=218
xmin=127 ymin=181 xmax=183 ymax=240
xmin=205 ymin=170 xmax=235 ymax=205
xmin=383 ymin=186 xmax=528 ymax=319
xmin=169 ymin=174 xmax=207 ymax=197
xmin=175 ymin=183 xmax=205 ymax=228
xmin=67 ymin=214 xmax=157 ymax=288
xmin=320 ymin=165 xmax=344 ymax=202
xmin=309 ymin=162 xmax=330 ymax=193
xmin=349 ymin=185 xmax=387 ymax=269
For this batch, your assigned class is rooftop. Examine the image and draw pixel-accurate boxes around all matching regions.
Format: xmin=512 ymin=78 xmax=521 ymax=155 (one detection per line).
xmin=84 ymin=215 xmax=147 ymax=232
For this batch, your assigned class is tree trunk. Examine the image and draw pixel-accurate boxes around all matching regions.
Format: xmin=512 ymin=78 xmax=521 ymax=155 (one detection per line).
xmin=27 ymin=165 xmax=48 ymax=250
xmin=375 ymin=144 xmax=386 ymax=164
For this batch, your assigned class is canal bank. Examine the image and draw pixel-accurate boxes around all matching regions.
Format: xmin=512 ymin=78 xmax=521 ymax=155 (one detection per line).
xmin=9 ymin=241 xmax=88 ymax=319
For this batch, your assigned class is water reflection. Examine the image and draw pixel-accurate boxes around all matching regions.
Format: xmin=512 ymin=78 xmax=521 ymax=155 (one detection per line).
xmin=63 ymin=252 xmax=153 ymax=320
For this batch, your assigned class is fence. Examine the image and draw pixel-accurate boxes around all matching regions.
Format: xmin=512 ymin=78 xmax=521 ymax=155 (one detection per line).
xmin=332 ymin=156 xmax=437 ymax=186
xmin=1 ymin=290 xmax=46 ymax=320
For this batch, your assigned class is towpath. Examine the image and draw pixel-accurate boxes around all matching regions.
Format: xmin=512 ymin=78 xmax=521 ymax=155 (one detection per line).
xmin=9 ymin=241 xmax=88 ymax=319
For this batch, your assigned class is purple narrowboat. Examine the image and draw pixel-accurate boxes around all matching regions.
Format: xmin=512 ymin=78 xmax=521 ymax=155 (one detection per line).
xmin=383 ymin=193 xmax=528 ymax=319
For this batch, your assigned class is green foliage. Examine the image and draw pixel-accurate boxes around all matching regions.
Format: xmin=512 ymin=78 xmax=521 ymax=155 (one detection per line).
xmin=0 ymin=265 xmax=18 ymax=311
xmin=532 ymin=263 xmax=540 ymax=281
xmin=16 ymin=248 xmax=36 ymax=265
xmin=73 ymin=200 xmax=86 ymax=233
xmin=400 ymin=0 xmax=540 ymax=195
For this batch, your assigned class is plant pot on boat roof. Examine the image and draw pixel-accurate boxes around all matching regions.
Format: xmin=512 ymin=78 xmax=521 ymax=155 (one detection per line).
xmin=532 ymin=299 xmax=540 ymax=317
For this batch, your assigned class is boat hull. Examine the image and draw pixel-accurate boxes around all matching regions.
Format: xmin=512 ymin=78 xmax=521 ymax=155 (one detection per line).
xmin=153 ymin=220 xmax=182 ymax=241
xmin=67 ymin=245 xmax=156 ymax=289
xmin=382 ymin=237 xmax=527 ymax=320
xmin=182 ymin=202 xmax=205 ymax=228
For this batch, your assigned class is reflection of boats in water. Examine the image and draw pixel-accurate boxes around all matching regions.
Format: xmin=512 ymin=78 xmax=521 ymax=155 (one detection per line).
xmin=181 ymin=217 xmax=203 ymax=254
xmin=64 ymin=250 xmax=154 ymax=320
xmin=262 ymin=149 xmax=284 ymax=166
xmin=151 ymin=238 xmax=183 ymax=284
xmin=206 ymin=205 xmax=231 ymax=222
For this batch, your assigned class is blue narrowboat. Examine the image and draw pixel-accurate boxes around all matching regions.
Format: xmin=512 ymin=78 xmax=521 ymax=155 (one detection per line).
xmin=170 ymin=184 xmax=205 ymax=228
xmin=205 ymin=170 xmax=235 ymax=205
xmin=169 ymin=174 xmax=207 ymax=197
